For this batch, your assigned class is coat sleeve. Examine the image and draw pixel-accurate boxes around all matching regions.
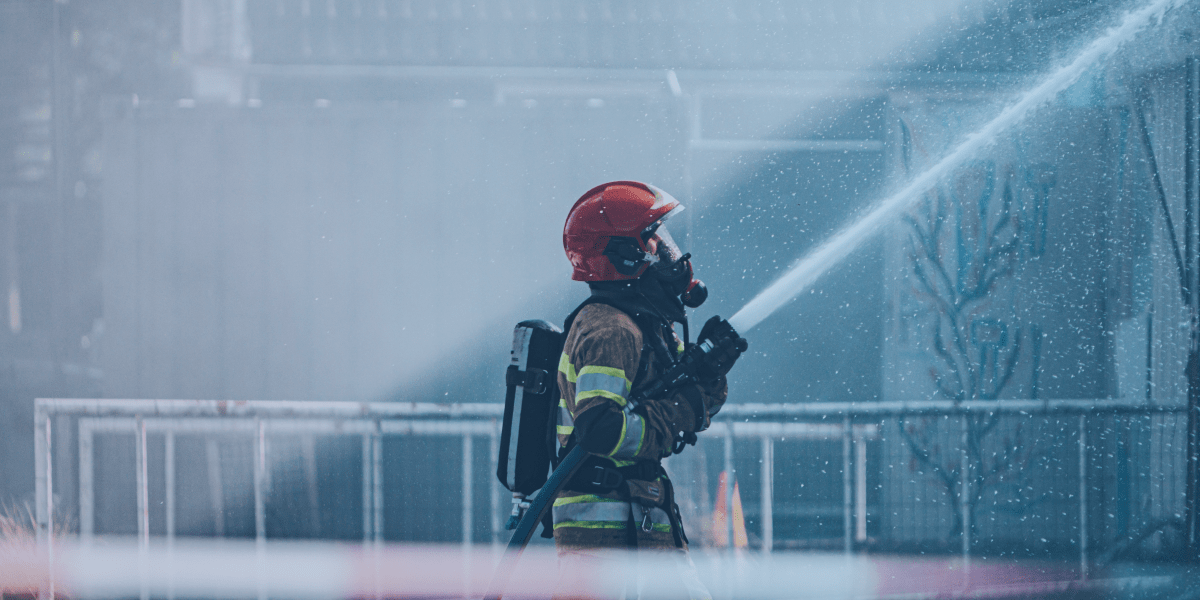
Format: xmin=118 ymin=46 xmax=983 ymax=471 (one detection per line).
xmin=568 ymin=326 xmax=680 ymax=461
xmin=641 ymin=374 xmax=727 ymax=442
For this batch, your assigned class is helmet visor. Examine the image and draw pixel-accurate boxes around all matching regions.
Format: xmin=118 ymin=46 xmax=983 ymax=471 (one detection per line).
xmin=642 ymin=205 xmax=685 ymax=263
xmin=651 ymin=223 xmax=684 ymax=264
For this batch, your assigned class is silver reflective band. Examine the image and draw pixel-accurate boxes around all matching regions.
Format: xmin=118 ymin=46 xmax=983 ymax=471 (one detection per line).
xmin=612 ymin=413 xmax=645 ymax=459
xmin=576 ymin=372 xmax=629 ymax=399
xmin=553 ymin=500 xmax=631 ymax=524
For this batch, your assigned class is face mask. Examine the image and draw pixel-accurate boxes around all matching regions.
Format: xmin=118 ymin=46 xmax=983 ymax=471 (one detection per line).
xmin=648 ymin=225 xmax=707 ymax=309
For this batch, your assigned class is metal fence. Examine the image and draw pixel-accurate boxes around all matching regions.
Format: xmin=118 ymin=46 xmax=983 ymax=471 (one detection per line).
xmin=34 ymin=398 xmax=1190 ymax=573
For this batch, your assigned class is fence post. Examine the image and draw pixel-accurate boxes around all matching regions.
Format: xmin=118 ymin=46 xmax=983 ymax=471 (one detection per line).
xmin=1079 ymin=415 xmax=1089 ymax=580
xmin=165 ymin=430 xmax=176 ymax=600
xmin=35 ymin=403 xmax=52 ymax=600
xmin=254 ymin=419 xmax=267 ymax=600
xmin=137 ymin=416 xmax=149 ymax=600
xmin=856 ymin=429 xmax=868 ymax=543
xmin=490 ymin=427 xmax=501 ymax=546
xmin=843 ymin=416 xmax=852 ymax=555
xmin=372 ymin=425 xmax=384 ymax=600
xmin=462 ymin=434 xmax=475 ymax=600
xmin=761 ymin=436 xmax=773 ymax=553
xmin=254 ymin=419 xmax=266 ymax=545
xmin=362 ymin=433 xmax=373 ymax=544
xmin=724 ymin=428 xmax=734 ymax=550
xmin=79 ymin=419 xmax=93 ymax=544
xmin=961 ymin=415 xmax=971 ymax=588
xmin=463 ymin=435 xmax=474 ymax=547
xmin=373 ymin=430 xmax=384 ymax=547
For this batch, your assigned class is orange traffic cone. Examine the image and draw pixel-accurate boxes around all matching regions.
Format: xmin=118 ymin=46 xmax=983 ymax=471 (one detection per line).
xmin=731 ymin=480 xmax=748 ymax=549
xmin=713 ymin=471 xmax=728 ymax=547
xmin=712 ymin=471 xmax=749 ymax=548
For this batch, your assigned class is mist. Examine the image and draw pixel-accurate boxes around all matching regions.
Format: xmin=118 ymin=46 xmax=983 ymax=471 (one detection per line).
xmin=5 ymin=0 xmax=1200 ymax=584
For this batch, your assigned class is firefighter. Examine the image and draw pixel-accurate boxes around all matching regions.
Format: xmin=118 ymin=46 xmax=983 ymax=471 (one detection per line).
xmin=555 ymin=181 xmax=745 ymax=599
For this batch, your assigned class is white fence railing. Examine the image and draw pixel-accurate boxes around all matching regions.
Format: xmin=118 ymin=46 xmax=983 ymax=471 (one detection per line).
xmin=34 ymin=399 xmax=885 ymax=553
xmin=33 ymin=397 xmax=1189 ymax=595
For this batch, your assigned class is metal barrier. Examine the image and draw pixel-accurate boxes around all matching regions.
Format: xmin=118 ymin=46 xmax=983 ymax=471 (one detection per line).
xmin=33 ymin=397 xmax=1190 ymax=589
xmin=33 ymin=399 xmax=882 ymax=552
xmin=36 ymin=400 xmax=501 ymax=550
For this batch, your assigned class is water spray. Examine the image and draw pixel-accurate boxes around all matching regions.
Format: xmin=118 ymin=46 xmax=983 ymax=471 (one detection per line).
xmin=727 ymin=0 xmax=1189 ymax=335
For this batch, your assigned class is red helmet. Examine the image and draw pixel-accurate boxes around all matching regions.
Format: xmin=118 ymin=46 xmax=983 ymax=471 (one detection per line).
xmin=563 ymin=181 xmax=683 ymax=281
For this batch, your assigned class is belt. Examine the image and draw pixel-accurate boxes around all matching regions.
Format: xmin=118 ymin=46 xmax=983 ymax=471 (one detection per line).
xmin=566 ymin=456 xmax=662 ymax=495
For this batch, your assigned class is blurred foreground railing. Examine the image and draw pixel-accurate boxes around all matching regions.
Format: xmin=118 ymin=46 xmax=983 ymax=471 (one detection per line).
xmin=9 ymin=537 xmax=1190 ymax=600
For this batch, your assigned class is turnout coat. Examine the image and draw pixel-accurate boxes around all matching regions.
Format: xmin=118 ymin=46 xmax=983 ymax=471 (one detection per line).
xmin=553 ymin=302 xmax=727 ymax=551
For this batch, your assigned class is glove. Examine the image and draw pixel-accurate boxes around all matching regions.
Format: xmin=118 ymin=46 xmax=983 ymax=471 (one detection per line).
xmin=701 ymin=374 xmax=728 ymax=419
xmin=667 ymin=377 xmax=727 ymax=454
xmin=695 ymin=316 xmax=748 ymax=383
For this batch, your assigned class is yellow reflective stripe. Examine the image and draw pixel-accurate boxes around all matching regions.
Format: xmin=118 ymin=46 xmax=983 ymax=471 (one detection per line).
xmin=632 ymin=415 xmax=646 ymax=457
xmin=608 ymin=412 xmax=628 ymax=457
xmin=554 ymin=520 xmax=628 ymax=530
xmin=558 ymin=352 xmax=577 ymax=382
xmin=577 ymin=365 xmax=631 ymax=393
xmin=576 ymin=388 xmax=627 ymax=406
xmin=610 ymin=458 xmax=635 ymax=467
xmin=556 ymin=425 xmax=575 ymax=434
xmin=558 ymin=397 xmax=574 ymax=430
xmin=577 ymin=372 xmax=629 ymax=402
xmin=676 ymin=339 xmax=685 ymax=354
xmin=553 ymin=494 xmax=621 ymax=507
xmin=552 ymin=521 xmax=671 ymax=532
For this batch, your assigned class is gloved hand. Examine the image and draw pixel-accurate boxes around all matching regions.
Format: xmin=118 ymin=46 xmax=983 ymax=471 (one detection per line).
xmin=667 ymin=377 xmax=727 ymax=454
xmin=695 ymin=316 xmax=748 ymax=383
xmin=701 ymin=375 xmax=728 ymax=419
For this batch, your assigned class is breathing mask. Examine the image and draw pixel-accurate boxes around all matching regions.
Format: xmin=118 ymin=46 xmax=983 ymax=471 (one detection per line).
xmin=644 ymin=219 xmax=708 ymax=309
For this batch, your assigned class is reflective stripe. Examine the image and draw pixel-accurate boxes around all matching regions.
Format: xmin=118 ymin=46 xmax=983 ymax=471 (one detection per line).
xmin=610 ymin=413 xmax=645 ymax=459
xmin=555 ymin=520 xmax=669 ymax=532
xmin=554 ymin=494 xmax=622 ymax=507
xmin=556 ymin=425 xmax=575 ymax=435
xmin=558 ymin=398 xmax=574 ymax=432
xmin=553 ymin=499 xmax=630 ymax=524
xmin=558 ymin=352 xmax=577 ymax=383
xmin=553 ymin=501 xmax=673 ymax=533
xmin=576 ymin=388 xmax=626 ymax=405
xmin=554 ymin=520 xmax=628 ymax=530
xmin=576 ymin=367 xmax=631 ymax=406
xmin=610 ymin=414 xmax=627 ymax=456
xmin=577 ymin=366 xmax=631 ymax=391
xmin=577 ymin=372 xmax=630 ymax=396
